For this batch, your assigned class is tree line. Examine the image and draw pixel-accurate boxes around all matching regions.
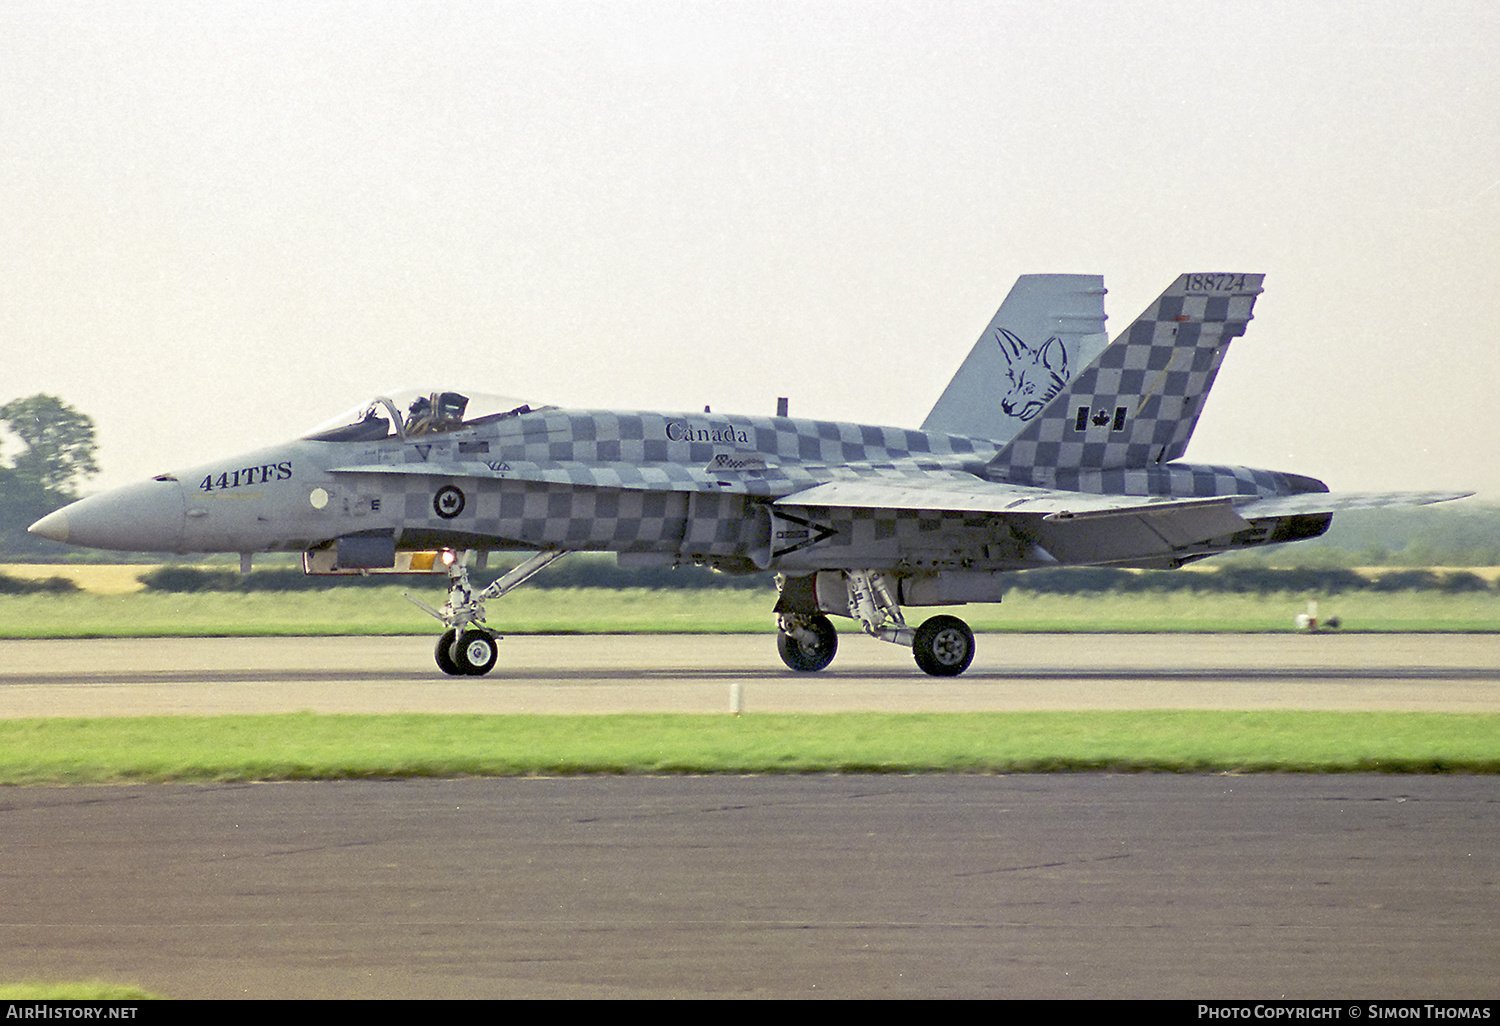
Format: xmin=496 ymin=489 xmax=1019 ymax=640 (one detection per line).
xmin=0 ymin=394 xmax=99 ymax=556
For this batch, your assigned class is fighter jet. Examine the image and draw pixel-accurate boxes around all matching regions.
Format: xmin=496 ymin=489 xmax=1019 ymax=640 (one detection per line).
xmin=30 ymin=272 xmax=1466 ymax=676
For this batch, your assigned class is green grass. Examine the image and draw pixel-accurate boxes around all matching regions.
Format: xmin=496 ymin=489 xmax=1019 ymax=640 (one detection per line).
xmin=0 ymin=587 xmax=773 ymax=637
xmin=0 ymin=982 xmax=161 ymax=1000
xmin=1 ymin=586 xmax=1498 ymax=638
xmin=1 ymin=711 xmax=1496 ymax=784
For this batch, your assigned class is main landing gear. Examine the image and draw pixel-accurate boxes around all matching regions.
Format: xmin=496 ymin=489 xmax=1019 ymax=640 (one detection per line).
xmin=407 ymin=549 xmax=565 ymax=676
xmin=774 ymin=571 xmax=976 ymax=677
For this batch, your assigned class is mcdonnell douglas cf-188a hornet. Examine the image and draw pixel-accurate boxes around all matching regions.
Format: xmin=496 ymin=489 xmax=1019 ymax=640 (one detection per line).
xmin=31 ymin=273 xmax=1467 ymax=676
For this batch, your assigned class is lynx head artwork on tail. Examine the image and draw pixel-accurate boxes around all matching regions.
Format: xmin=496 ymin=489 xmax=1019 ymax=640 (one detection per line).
xmin=921 ymin=274 xmax=1109 ymax=444
xmin=996 ymin=328 xmax=1069 ymax=420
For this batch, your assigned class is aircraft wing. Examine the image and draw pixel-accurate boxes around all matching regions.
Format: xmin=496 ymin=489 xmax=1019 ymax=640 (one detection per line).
xmin=776 ymin=477 xmax=1253 ymax=564
xmin=777 ymin=477 xmax=1239 ymax=518
xmin=1234 ymin=491 xmax=1473 ymax=518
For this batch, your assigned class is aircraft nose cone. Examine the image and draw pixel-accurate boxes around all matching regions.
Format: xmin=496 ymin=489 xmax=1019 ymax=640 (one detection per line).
xmin=28 ymin=479 xmax=186 ymax=552
xmin=28 ymin=508 xmax=70 ymax=543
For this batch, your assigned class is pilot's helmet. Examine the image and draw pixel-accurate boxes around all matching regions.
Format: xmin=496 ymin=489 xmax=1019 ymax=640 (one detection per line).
xmin=409 ymin=396 xmax=433 ymax=418
xmin=436 ymin=392 xmax=469 ymax=422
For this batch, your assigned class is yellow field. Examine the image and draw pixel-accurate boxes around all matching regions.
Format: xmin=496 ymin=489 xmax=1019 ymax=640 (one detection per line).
xmin=0 ymin=564 xmax=150 ymax=594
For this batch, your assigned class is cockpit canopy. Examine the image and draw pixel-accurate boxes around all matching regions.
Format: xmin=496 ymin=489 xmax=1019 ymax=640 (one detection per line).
xmin=302 ymin=388 xmax=546 ymax=442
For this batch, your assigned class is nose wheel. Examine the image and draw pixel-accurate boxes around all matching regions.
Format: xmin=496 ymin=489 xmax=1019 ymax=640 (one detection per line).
xmin=435 ymin=628 xmax=499 ymax=676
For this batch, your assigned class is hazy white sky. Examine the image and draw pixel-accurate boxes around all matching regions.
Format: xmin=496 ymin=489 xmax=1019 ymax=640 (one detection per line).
xmin=2 ymin=0 xmax=1497 ymax=499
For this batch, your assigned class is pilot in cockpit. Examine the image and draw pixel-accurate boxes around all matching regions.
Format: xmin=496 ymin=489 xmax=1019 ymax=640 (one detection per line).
xmin=405 ymin=392 xmax=470 ymax=436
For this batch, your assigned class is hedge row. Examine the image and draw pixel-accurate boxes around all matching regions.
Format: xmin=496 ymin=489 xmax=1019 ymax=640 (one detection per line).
xmin=129 ymin=564 xmax=1498 ymax=596
xmin=0 ymin=573 xmax=80 ymax=594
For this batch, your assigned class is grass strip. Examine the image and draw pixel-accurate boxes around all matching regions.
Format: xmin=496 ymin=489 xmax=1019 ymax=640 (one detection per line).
xmin=2 ymin=588 xmax=1499 ymax=638
xmin=0 ymin=982 xmax=161 ymax=1000
xmin=2 ymin=712 xmax=1496 ymax=784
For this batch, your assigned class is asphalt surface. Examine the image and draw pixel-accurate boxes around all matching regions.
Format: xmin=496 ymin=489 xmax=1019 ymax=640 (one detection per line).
xmin=3 ymin=632 xmax=1499 ymax=715
xmin=1 ymin=633 xmax=1497 ymax=999
xmin=4 ymin=775 xmax=1497 ymax=1000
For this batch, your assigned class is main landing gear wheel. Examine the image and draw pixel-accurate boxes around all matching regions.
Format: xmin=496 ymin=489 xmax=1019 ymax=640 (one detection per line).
xmin=435 ymin=628 xmax=499 ymax=676
xmin=777 ymin=613 xmax=838 ymax=672
xmin=912 ymin=615 xmax=975 ymax=677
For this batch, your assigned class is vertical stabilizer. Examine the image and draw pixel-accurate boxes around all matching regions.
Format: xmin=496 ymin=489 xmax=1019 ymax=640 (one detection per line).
xmin=921 ymin=274 xmax=1108 ymax=443
xmin=988 ymin=273 xmax=1265 ymax=482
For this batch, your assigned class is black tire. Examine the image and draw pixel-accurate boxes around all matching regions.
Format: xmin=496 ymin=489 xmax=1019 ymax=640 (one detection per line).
xmin=455 ymin=629 xmax=498 ymax=676
xmin=777 ymin=614 xmax=838 ymax=672
xmin=435 ymin=629 xmax=462 ymax=675
xmin=912 ymin=615 xmax=974 ymax=677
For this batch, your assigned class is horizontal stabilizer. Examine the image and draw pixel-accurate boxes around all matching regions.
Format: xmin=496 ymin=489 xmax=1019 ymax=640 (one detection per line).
xmin=1235 ymin=490 xmax=1473 ymax=519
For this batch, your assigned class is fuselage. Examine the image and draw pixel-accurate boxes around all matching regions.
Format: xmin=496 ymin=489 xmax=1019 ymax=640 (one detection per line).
xmin=31 ymin=399 xmax=1324 ymax=574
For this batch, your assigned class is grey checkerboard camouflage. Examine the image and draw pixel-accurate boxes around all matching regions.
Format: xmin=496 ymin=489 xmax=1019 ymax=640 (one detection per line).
xmin=338 ymin=273 xmax=1326 ymax=566
xmin=30 ymin=272 xmax=1471 ymax=677
xmin=990 ymin=272 xmax=1264 ymax=489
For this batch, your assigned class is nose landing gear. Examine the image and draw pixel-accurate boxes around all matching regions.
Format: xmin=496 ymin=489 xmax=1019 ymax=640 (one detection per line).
xmin=408 ymin=549 xmax=565 ymax=676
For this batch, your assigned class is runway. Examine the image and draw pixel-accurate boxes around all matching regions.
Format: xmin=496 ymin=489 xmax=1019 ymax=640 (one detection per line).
xmin=2 ymin=633 xmax=1496 ymax=999
xmin=4 ymin=775 xmax=1497 ymax=1000
xmin=2 ymin=632 xmax=1499 ymax=716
